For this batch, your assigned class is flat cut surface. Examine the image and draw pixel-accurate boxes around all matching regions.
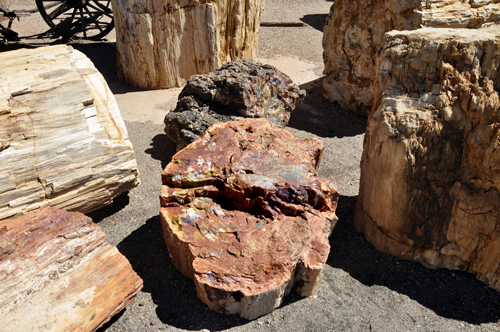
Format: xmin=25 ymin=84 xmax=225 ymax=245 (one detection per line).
xmin=160 ymin=118 xmax=339 ymax=319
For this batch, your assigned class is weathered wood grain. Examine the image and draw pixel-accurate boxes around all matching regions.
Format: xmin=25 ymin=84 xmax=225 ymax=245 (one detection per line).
xmin=112 ymin=0 xmax=266 ymax=89
xmin=355 ymin=26 xmax=500 ymax=291
xmin=0 ymin=45 xmax=140 ymax=220
xmin=0 ymin=207 xmax=143 ymax=332
xmin=322 ymin=0 xmax=500 ymax=115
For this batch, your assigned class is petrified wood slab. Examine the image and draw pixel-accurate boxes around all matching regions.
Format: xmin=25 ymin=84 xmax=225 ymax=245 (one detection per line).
xmin=160 ymin=118 xmax=339 ymax=319
xmin=355 ymin=26 xmax=500 ymax=290
xmin=164 ymin=59 xmax=306 ymax=151
xmin=0 ymin=207 xmax=143 ymax=332
xmin=322 ymin=0 xmax=500 ymax=115
xmin=0 ymin=45 xmax=140 ymax=220
xmin=112 ymin=0 xmax=265 ymax=89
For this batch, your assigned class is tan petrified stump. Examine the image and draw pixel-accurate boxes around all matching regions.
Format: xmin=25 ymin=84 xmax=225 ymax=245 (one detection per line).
xmin=112 ymin=0 xmax=265 ymax=89
xmin=322 ymin=0 xmax=500 ymax=115
xmin=0 ymin=207 xmax=143 ymax=332
xmin=160 ymin=118 xmax=339 ymax=319
xmin=355 ymin=26 xmax=500 ymax=290
xmin=0 ymin=45 xmax=140 ymax=221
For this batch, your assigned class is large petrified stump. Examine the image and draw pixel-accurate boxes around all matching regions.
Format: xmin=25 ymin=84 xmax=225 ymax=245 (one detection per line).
xmin=0 ymin=45 xmax=140 ymax=220
xmin=322 ymin=0 xmax=500 ymax=115
xmin=112 ymin=0 xmax=265 ymax=89
xmin=0 ymin=207 xmax=143 ymax=332
xmin=164 ymin=59 xmax=306 ymax=151
xmin=160 ymin=118 xmax=339 ymax=319
xmin=355 ymin=26 xmax=500 ymax=290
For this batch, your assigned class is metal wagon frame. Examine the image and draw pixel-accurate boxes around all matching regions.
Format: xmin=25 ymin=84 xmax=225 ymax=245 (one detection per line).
xmin=0 ymin=0 xmax=113 ymax=41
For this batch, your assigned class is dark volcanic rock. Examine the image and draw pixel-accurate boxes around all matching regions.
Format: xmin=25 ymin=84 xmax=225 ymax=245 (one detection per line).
xmin=160 ymin=118 xmax=339 ymax=319
xmin=164 ymin=59 xmax=306 ymax=150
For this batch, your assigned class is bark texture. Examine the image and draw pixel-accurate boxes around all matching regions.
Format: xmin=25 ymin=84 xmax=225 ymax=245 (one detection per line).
xmin=0 ymin=207 xmax=143 ymax=332
xmin=0 ymin=45 xmax=140 ymax=220
xmin=355 ymin=26 xmax=500 ymax=290
xmin=164 ymin=59 xmax=305 ymax=151
xmin=160 ymin=118 xmax=339 ymax=319
xmin=112 ymin=0 xmax=265 ymax=89
xmin=322 ymin=0 xmax=500 ymax=115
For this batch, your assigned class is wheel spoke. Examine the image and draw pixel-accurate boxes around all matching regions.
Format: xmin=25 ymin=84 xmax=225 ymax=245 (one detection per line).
xmin=48 ymin=2 xmax=71 ymax=19
xmin=93 ymin=0 xmax=111 ymax=11
xmin=41 ymin=1 xmax=62 ymax=10
xmin=84 ymin=6 xmax=104 ymax=32
xmin=67 ymin=7 xmax=77 ymax=31
xmin=79 ymin=7 xmax=87 ymax=38
xmin=37 ymin=0 xmax=114 ymax=40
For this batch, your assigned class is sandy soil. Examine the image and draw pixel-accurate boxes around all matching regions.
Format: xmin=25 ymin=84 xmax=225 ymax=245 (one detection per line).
xmin=2 ymin=1 xmax=500 ymax=331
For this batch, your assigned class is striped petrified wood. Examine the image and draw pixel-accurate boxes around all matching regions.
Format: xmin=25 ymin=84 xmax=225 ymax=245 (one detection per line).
xmin=112 ymin=0 xmax=265 ymax=89
xmin=0 ymin=207 xmax=143 ymax=332
xmin=160 ymin=118 xmax=339 ymax=319
xmin=0 ymin=45 xmax=140 ymax=220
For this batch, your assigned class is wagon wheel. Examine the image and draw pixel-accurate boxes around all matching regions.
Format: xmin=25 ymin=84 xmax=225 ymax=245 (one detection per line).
xmin=36 ymin=0 xmax=114 ymax=40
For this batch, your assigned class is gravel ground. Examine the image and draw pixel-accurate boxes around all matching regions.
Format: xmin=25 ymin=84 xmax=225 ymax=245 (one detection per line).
xmin=3 ymin=0 xmax=500 ymax=331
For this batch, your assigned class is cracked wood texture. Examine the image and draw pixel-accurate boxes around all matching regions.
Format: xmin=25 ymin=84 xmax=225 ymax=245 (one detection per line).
xmin=322 ymin=0 xmax=500 ymax=115
xmin=0 ymin=45 xmax=140 ymax=221
xmin=0 ymin=207 xmax=143 ymax=332
xmin=160 ymin=118 xmax=339 ymax=319
xmin=112 ymin=0 xmax=265 ymax=89
xmin=355 ymin=26 xmax=500 ymax=291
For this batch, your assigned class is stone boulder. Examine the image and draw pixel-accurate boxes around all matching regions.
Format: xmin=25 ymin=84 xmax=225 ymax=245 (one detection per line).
xmin=0 ymin=45 xmax=140 ymax=220
xmin=355 ymin=26 xmax=500 ymax=290
xmin=0 ymin=207 xmax=143 ymax=332
xmin=164 ymin=59 xmax=306 ymax=151
xmin=160 ymin=118 xmax=339 ymax=319
xmin=322 ymin=0 xmax=500 ymax=115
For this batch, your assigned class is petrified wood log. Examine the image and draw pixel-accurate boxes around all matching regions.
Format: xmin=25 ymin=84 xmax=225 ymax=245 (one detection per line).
xmin=112 ymin=0 xmax=265 ymax=89
xmin=0 ymin=45 xmax=140 ymax=220
xmin=0 ymin=207 xmax=143 ymax=332
xmin=164 ymin=59 xmax=306 ymax=151
xmin=322 ymin=0 xmax=500 ymax=115
xmin=160 ymin=118 xmax=339 ymax=319
xmin=355 ymin=26 xmax=500 ymax=290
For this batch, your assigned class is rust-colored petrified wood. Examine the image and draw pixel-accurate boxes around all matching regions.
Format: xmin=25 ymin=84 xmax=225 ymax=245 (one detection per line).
xmin=0 ymin=207 xmax=143 ymax=332
xmin=160 ymin=118 xmax=339 ymax=319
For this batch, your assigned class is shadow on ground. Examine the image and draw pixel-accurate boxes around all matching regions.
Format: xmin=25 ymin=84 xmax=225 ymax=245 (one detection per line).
xmin=145 ymin=134 xmax=177 ymax=170
xmin=87 ymin=192 xmax=130 ymax=223
xmin=114 ymin=216 xmax=252 ymax=330
xmin=300 ymin=14 xmax=328 ymax=32
xmin=330 ymin=195 xmax=500 ymax=324
xmin=288 ymin=78 xmax=367 ymax=138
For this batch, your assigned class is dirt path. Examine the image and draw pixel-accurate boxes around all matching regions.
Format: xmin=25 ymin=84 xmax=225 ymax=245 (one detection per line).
xmin=2 ymin=1 xmax=500 ymax=331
